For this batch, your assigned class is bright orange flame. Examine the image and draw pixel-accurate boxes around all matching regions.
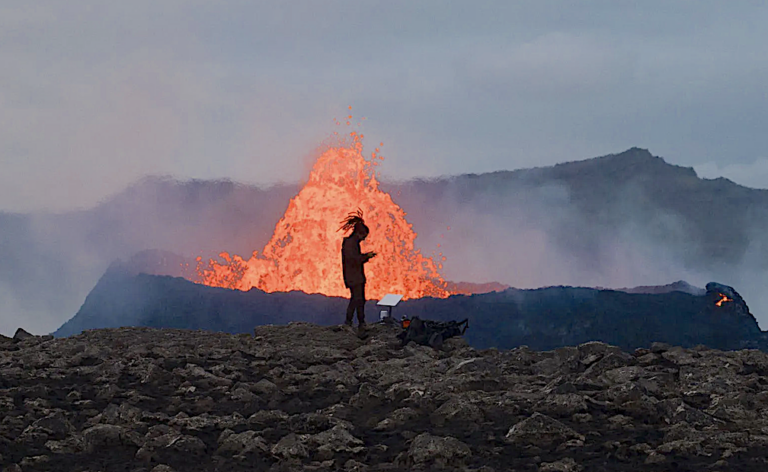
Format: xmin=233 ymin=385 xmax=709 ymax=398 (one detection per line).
xmin=716 ymin=293 xmax=733 ymax=307
xmin=197 ymin=129 xmax=454 ymax=300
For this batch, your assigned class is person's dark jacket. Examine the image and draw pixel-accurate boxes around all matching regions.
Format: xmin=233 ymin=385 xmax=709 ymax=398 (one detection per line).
xmin=342 ymin=234 xmax=372 ymax=288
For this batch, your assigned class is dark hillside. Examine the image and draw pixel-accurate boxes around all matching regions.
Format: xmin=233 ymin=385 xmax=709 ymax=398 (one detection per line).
xmin=55 ymin=268 xmax=768 ymax=353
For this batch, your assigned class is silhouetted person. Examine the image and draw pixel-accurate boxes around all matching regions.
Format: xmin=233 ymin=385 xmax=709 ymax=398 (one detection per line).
xmin=339 ymin=210 xmax=376 ymax=327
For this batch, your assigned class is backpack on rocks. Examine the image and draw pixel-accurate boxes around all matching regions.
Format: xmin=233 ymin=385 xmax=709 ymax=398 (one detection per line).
xmin=397 ymin=316 xmax=469 ymax=349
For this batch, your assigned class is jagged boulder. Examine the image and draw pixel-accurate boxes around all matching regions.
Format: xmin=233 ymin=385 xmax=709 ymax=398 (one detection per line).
xmin=406 ymin=432 xmax=472 ymax=468
xmin=271 ymin=433 xmax=309 ymax=460
xmin=539 ymin=457 xmax=583 ymax=472
xmin=506 ymin=413 xmax=585 ymax=447
xmin=13 ymin=328 xmax=34 ymax=341
xmin=216 ymin=429 xmax=269 ymax=457
xmin=309 ymin=424 xmax=365 ymax=459
xmin=82 ymin=424 xmax=138 ymax=453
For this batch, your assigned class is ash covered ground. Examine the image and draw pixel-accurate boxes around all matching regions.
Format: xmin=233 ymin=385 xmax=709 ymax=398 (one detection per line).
xmin=3 ymin=324 xmax=768 ymax=471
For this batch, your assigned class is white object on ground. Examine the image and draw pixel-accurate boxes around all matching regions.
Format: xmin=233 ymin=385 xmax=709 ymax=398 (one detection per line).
xmin=377 ymin=294 xmax=403 ymax=320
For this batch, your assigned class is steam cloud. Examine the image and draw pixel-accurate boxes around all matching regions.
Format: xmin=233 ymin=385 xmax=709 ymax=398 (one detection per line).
xmin=2 ymin=155 xmax=768 ymax=336
xmin=398 ymin=180 xmax=708 ymax=290
xmin=0 ymin=178 xmax=298 ymax=336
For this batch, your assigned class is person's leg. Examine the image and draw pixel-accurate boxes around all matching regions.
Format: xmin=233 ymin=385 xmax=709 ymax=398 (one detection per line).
xmin=356 ymin=284 xmax=366 ymax=325
xmin=345 ymin=286 xmax=356 ymax=325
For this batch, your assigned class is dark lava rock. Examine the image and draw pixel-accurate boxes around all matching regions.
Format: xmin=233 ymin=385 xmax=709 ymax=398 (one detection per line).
xmin=13 ymin=328 xmax=34 ymax=341
xmin=57 ymin=267 xmax=768 ymax=354
xmin=4 ymin=323 xmax=768 ymax=471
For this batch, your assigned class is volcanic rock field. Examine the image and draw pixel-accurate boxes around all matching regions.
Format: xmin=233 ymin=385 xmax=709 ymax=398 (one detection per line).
xmin=4 ymin=323 xmax=768 ymax=471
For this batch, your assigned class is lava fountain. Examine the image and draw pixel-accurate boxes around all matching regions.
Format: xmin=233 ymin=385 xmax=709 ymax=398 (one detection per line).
xmin=197 ymin=127 xmax=454 ymax=300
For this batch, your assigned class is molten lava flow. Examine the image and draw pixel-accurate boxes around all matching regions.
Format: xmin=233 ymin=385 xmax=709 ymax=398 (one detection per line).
xmin=716 ymin=293 xmax=733 ymax=307
xmin=197 ymin=130 xmax=454 ymax=300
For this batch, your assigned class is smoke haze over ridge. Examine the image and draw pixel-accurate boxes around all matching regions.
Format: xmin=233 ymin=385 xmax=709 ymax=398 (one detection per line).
xmin=3 ymin=148 xmax=768 ymax=336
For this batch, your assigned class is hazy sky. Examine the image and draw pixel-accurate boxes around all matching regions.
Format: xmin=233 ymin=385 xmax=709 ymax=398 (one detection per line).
xmin=2 ymin=1 xmax=768 ymax=212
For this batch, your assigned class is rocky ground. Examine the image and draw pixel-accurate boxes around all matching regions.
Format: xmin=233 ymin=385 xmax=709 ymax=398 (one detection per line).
xmin=3 ymin=324 xmax=768 ymax=472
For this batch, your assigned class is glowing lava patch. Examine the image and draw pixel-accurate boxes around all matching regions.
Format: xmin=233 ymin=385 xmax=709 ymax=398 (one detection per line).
xmin=716 ymin=293 xmax=733 ymax=307
xmin=197 ymin=121 xmax=454 ymax=300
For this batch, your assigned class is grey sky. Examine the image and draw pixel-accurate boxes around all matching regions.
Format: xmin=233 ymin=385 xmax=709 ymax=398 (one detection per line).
xmin=2 ymin=1 xmax=768 ymax=212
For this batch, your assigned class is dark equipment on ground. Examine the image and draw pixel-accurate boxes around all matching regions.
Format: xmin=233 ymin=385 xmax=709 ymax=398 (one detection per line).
xmin=397 ymin=316 xmax=469 ymax=349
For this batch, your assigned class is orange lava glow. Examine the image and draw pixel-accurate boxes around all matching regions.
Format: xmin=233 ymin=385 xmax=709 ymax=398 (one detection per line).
xmin=197 ymin=127 xmax=454 ymax=300
xmin=716 ymin=293 xmax=733 ymax=307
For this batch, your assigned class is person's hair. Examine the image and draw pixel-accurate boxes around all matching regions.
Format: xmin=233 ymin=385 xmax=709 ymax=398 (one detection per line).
xmin=339 ymin=209 xmax=369 ymax=235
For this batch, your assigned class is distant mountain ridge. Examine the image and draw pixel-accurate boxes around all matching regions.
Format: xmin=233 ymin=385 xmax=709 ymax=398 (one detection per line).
xmin=4 ymin=147 xmax=768 ymax=335
xmin=395 ymin=147 xmax=768 ymax=265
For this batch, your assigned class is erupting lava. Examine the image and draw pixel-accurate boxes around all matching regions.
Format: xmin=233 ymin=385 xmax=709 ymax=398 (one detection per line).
xmin=197 ymin=123 xmax=454 ymax=300
xmin=716 ymin=293 xmax=733 ymax=307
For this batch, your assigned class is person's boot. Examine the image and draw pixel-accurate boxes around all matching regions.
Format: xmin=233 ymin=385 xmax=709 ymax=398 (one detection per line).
xmin=357 ymin=321 xmax=369 ymax=339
